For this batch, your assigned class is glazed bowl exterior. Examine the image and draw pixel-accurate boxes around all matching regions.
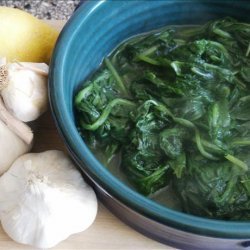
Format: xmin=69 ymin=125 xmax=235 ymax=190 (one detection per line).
xmin=49 ymin=1 xmax=250 ymax=249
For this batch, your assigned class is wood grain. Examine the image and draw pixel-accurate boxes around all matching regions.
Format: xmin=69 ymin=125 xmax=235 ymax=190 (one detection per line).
xmin=0 ymin=21 xmax=175 ymax=250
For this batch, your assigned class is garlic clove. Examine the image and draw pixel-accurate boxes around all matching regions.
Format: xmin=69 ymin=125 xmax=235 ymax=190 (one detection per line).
xmin=0 ymin=96 xmax=33 ymax=145
xmin=0 ymin=150 xmax=98 ymax=249
xmin=0 ymin=96 xmax=33 ymax=175
xmin=0 ymin=119 xmax=31 ymax=175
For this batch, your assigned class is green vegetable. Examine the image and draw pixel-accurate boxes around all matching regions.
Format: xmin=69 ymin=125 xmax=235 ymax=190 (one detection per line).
xmin=74 ymin=17 xmax=250 ymax=220
xmin=173 ymin=154 xmax=250 ymax=220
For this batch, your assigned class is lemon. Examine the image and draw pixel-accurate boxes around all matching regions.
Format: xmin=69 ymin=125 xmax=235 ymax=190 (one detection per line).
xmin=0 ymin=7 xmax=59 ymax=63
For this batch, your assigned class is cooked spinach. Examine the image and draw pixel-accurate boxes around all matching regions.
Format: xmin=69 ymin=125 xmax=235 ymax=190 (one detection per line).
xmin=74 ymin=18 xmax=250 ymax=220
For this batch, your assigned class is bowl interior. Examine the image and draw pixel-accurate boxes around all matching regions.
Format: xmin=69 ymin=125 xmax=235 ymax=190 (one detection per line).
xmin=49 ymin=0 xmax=250 ymax=238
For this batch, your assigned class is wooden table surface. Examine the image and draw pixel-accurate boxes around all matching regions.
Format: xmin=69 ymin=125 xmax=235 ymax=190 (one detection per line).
xmin=0 ymin=21 xmax=175 ymax=250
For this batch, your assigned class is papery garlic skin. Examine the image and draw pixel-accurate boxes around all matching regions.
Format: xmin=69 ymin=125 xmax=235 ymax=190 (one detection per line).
xmin=0 ymin=119 xmax=31 ymax=175
xmin=1 ymin=62 xmax=49 ymax=122
xmin=0 ymin=150 xmax=98 ymax=249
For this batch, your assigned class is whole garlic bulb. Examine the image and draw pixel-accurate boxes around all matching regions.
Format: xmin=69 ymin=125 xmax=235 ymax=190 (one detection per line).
xmin=0 ymin=150 xmax=98 ymax=249
xmin=0 ymin=60 xmax=49 ymax=122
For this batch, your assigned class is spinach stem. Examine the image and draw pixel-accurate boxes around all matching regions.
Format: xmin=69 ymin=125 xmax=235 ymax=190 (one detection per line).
xmin=225 ymin=154 xmax=248 ymax=171
xmin=200 ymin=138 xmax=224 ymax=154
xmin=216 ymin=177 xmax=237 ymax=203
xmin=246 ymin=42 xmax=250 ymax=57
xmin=239 ymin=95 xmax=250 ymax=102
xmin=234 ymin=77 xmax=246 ymax=89
xmin=174 ymin=117 xmax=195 ymax=129
xmin=74 ymin=84 xmax=93 ymax=105
xmin=104 ymin=58 xmax=128 ymax=96
xmin=213 ymin=28 xmax=232 ymax=39
xmin=136 ymin=54 xmax=161 ymax=65
xmin=139 ymin=45 xmax=158 ymax=57
xmin=173 ymin=118 xmax=219 ymax=160
xmin=139 ymin=165 xmax=169 ymax=182
xmin=194 ymin=128 xmax=219 ymax=160
xmin=231 ymin=138 xmax=250 ymax=147
xmin=80 ymin=98 xmax=136 ymax=131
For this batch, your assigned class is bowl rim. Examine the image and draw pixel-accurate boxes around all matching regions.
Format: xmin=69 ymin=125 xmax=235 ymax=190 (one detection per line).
xmin=49 ymin=0 xmax=250 ymax=239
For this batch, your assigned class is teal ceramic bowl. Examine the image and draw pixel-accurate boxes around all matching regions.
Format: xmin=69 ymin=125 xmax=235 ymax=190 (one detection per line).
xmin=49 ymin=1 xmax=250 ymax=249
